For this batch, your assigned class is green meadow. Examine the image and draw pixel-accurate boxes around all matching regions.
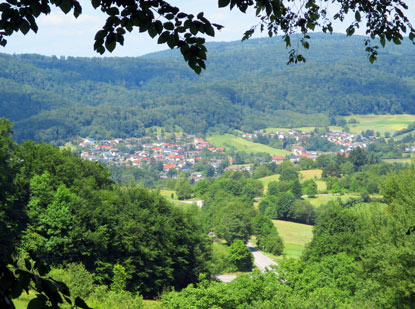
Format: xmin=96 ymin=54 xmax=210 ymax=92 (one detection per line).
xmin=344 ymin=114 xmax=415 ymax=135
xmin=273 ymin=220 xmax=313 ymax=259
xmin=305 ymin=194 xmax=360 ymax=208
xmin=207 ymin=134 xmax=290 ymax=156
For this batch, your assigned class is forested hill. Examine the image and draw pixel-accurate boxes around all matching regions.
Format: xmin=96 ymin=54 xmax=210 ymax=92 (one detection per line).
xmin=1 ymin=33 xmax=415 ymax=143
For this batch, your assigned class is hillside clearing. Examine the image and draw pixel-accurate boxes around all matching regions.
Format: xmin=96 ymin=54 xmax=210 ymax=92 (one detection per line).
xmin=305 ymin=194 xmax=360 ymax=208
xmin=344 ymin=114 xmax=415 ymax=135
xmin=208 ymin=134 xmax=290 ymax=156
xmin=273 ymin=220 xmax=313 ymax=259
xmin=299 ymin=169 xmax=322 ymax=181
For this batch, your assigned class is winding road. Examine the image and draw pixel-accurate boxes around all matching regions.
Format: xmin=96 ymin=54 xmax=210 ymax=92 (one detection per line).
xmin=216 ymin=241 xmax=278 ymax=282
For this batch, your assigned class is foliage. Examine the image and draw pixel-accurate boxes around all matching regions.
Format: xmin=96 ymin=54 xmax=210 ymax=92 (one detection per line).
xmin=228 ymin=240 xmax=254 ymax=272
xmin=48 ymin=263 xmax=95 ymax=300
xmin=214 ymin=202 xmax=253 ymax=245
xmin=303 ymin=202 xmax=364 ymax=262
xmin=289 ymin=200 xmax=316 ymax=225
xmin=252 ymin=214 xmax=284 ymax=256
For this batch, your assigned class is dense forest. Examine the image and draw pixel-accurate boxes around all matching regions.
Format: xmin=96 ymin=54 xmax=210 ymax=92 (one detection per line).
xmin=1 ymin=34 xmax=415 ymax=143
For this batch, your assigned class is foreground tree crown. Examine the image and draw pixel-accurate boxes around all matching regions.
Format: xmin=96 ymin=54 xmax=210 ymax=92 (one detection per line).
xmin=0 ymin=0 xmax=414 ymax=73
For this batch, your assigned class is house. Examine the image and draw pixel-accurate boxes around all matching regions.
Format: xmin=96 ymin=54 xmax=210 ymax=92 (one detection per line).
xmin=292 ymin=145 xmax=306 ymax=155
xmin=271 ymin=156 xmax=284 ymax=163
xmin=163 ymin=164 xmax=177 ymax=172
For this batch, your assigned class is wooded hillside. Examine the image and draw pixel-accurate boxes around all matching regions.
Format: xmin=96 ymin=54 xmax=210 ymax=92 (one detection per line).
xmin=1 ymin=34 xmax=414 ymax=143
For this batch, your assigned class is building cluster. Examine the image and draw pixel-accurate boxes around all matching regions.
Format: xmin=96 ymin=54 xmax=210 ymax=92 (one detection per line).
xmin=78 ymin=135 xmax=225 ymax=180
xmin=243 ymin=129 xmax=374 ymax=159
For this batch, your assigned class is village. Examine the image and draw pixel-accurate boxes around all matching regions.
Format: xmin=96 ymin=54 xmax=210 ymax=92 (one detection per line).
xmin=76 ymin=129 xmax=375 ymax=179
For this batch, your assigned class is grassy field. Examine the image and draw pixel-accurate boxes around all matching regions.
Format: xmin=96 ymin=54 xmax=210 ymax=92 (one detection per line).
xmin=344 ymin=114 xmax=415 ymax=135
xmin=305 ymin=194 xmax=360 ymax=208
xmin=299 ymin=169 xmax=322 ymax=181
xmin=383 ymin=158 xmax=414 ymax=164
xmin=273 ymin=220 xmax=313 ymax=259
xmin=264 ymin=126 xmax=342 ymax=133
xmin=258 ymin=174 xmax=280 ymax=192
xmin=208 ymin=134 xmax=290 ymax=156
xmin=159 ymin=189 xmax=176 ymax=198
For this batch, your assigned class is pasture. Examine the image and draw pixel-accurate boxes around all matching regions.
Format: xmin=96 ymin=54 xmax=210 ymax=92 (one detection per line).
xmin=383 ymin=158 xmax=414 ymax=164
xmin=299 ymin=169 xmax=322 ymax=181
xmin=208 ymin=134 xmax=290 ymax=156
xmin=273 ymin=220 xmax=313 ymax=259
xmin=258 ymin=174 xmax=280 ymax=193
xmin=305 ymin=194 xmax=360 ymax=208
xmin=344 ymin=114 xmax=415 ymax=135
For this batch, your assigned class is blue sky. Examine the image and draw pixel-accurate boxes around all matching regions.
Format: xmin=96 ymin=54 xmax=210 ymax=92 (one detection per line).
xmin=2 ymin=0 xmax=415 ymax=57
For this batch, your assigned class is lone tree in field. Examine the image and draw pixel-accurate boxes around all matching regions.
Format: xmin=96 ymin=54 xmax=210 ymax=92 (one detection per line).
xmin=0 ymin=0 xmax=414 ymax=73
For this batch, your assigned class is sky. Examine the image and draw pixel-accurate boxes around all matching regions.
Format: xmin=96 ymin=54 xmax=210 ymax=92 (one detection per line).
xmin=2 ymin=0 xmax=415 ymax=57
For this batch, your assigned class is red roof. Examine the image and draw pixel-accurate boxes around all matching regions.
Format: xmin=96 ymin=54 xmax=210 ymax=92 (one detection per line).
xmin=272 ymin=156 xmax=284 ymax=160
xmin=163 ymin=164 xmax=177 ymax=170
xmin=99 ymin=145 xmax=110 ymax=148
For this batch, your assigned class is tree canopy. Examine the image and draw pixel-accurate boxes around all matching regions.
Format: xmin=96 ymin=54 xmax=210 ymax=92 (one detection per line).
xmin=0 ymin=0 xmax=414 ymax=72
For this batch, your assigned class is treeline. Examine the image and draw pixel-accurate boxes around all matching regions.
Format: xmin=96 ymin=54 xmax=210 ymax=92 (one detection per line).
xmin=162 ymin=167 xmax=415 ymax=308
xmin=1 ymin=34 xmax=415 ymax=143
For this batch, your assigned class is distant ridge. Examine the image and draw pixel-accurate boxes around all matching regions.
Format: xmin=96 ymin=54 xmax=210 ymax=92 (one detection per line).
xmin=0 ymin=34 xmax=414 ymax=143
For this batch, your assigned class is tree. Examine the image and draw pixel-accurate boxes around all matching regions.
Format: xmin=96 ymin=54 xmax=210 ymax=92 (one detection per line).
xmin=0 ymin=1 xmax=413 ymax=74
xmin=228 ymin=240 xmax=253 ymax=272
xmin=214 ymin=202 xmax=253 ymax=244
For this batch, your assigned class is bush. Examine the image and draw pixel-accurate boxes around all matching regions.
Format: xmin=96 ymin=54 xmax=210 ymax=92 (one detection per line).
xmin=48 ymin=263 xmax=95 ymax=299
xmin=89 ymin=285 xmax=143 ymax=309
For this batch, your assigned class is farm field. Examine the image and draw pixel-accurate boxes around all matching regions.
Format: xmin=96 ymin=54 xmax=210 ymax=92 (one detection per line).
xmin=344 ymin=114 xmax=415 ymax=135
xmin=305 ymin=194 xmax=360 ymax=208
xmin=208 ymin=134 xmax=290 ymax=156
xmin=273 ymin=220 xmax=313 ymax=259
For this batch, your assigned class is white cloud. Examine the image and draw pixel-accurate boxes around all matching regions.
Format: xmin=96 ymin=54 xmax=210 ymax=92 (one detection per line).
xmin=38 ymin=12 xmax=102 ymax=27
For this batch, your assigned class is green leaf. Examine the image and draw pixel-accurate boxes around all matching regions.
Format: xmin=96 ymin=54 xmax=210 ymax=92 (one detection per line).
xmin=20 ymin=20 xmax=30 ymax=35
xmin=380 ymin=36 xmax=385 ymax=47
xmin=167 ymin=34 xmax=176 ymax=49
xmin=27 ymin=295 xmax=47 ymax=309
xmin=355 ymin=11 xmax=361 ymax=22
xmin=409 ymin=32 xmax=415 ymax=41
xmin=105 ymin=39 xmax=116 ymax=52
xmin=393 ymin=37 xmax=401 ymax=45
xmin=148 ymin=26 xmax=157 ymax=38
xmin=157 ymin=31 xmax=169 ymax=44
xmin=163 ymin=22 xmax=174 ymax=31
xmin=107 ymin=7 xmax=119 ymax=16
xmin=60 ymin=0 xmax=72 ymax=14
xmin=205 ymin=24 xmax=214 ymax=36
xmin=91 ymin=0 xmax=100 ymax=9
xmin=218 ymin=0 xmax=230 ymax=8
xmin=190 ymin=25 xmax=198 ymax=35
